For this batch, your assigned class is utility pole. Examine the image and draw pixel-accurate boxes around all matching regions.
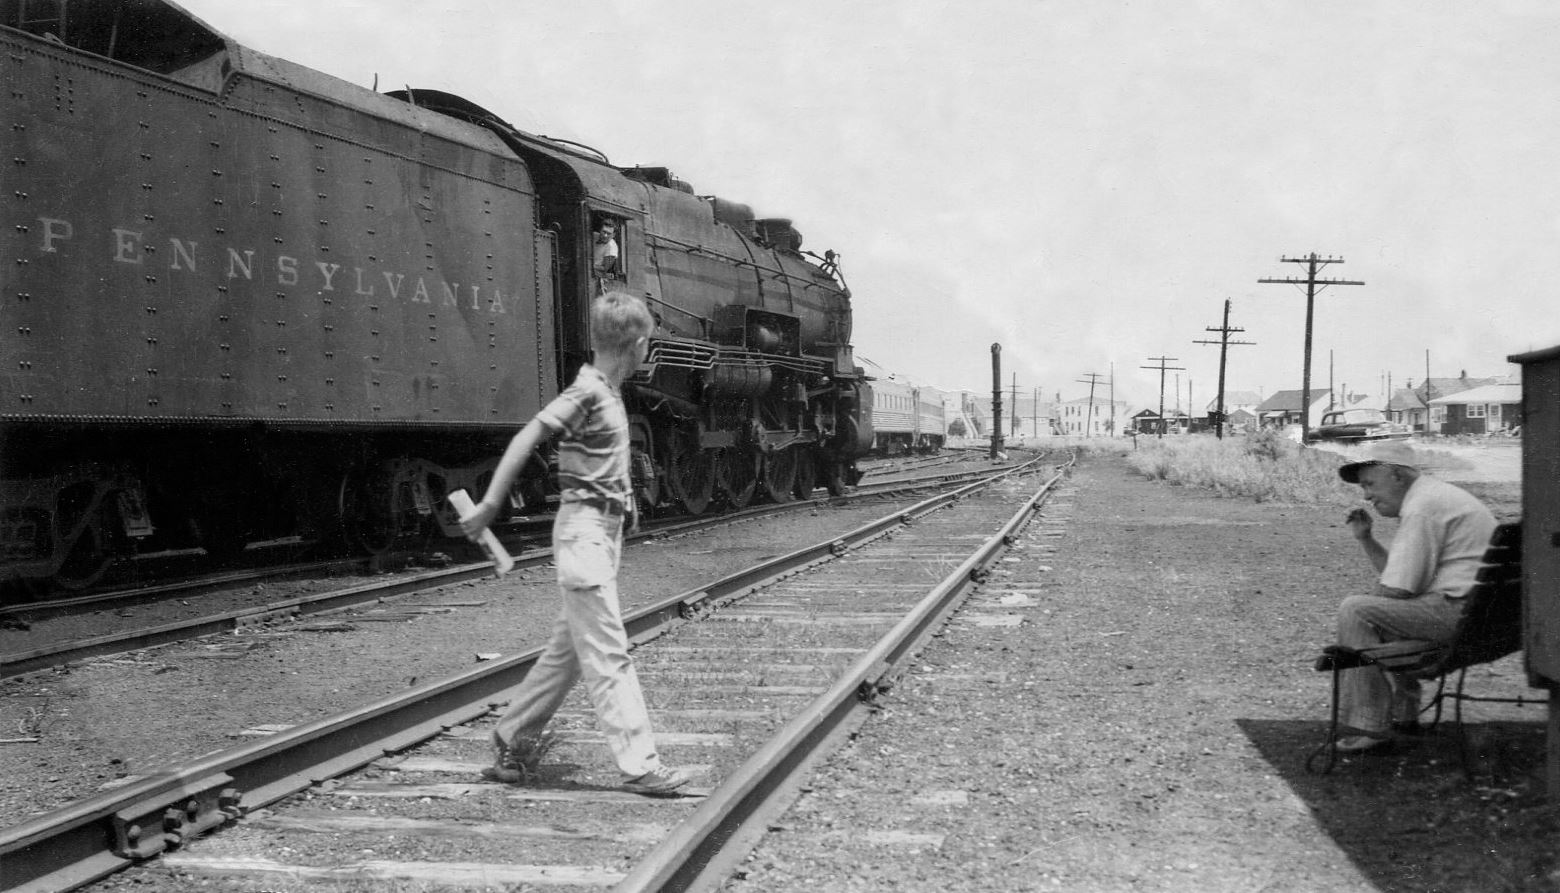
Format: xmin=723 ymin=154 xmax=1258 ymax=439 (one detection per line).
xmin=1011 ymin=374 xmax=1020 ymax=437
xmin=1078 ymin=372 xmax=1106 ymax=437
xmin=1141 ymin=356 xmax=1185 ymax=438
xmin=990 ymin=344 xmax=1003 ymax=459
xmin=1328 ymin=351 xmax=1335 ymax=411
xmin=1193 ymin=299 xmax=1254 ymax=440
xmin=1258 ymin=253 xmax=1364 ymax=444
xmin=1109 ymin=362 xmax=1116 ymax=436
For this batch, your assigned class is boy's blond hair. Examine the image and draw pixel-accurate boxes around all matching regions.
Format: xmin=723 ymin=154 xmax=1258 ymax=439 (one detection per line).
xmin=591 ymin=291 xmax=655 ymax=356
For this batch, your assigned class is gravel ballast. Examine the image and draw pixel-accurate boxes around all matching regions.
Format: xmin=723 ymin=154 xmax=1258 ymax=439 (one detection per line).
xmin=721 ymin=452 xmax=1551 ymax=893
xmin=4 ymin=450 xmax=1552 ymax=892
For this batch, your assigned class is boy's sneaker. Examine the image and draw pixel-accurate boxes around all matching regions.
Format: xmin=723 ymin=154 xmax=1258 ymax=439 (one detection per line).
xmin=623 ymin=766 xmax=691 ymax=796
xmin=481 ymin=733 xmax=542 ymax=784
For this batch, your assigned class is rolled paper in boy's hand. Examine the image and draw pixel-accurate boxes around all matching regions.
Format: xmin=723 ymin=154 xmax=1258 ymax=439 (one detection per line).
xmin=448 ymin=489 xmax=515 ymax=576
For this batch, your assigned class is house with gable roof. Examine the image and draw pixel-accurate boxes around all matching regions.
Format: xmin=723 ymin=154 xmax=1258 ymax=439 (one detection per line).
xmin=1255 ymin=389 xmax=1333 ymax=430
xmin=1387 ymin=373 xmax=1504 ymax=432
xmin=1205 ymin=390 xmax=1263 ymax=433
xmin=1429 ymin=381 xmax=1522 ymax=435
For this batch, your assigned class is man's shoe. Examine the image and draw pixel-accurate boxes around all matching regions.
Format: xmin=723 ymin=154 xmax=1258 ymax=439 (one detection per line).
xmin=1391 ymin=720 xmax=1424 ymax=736
xmin=1335 ymin=735 xmax=1392 ymax=754
xmin=623 ymin=766 xmax=691 ymax=796
xmin=481 ymin=733 xmax=542 ymax=784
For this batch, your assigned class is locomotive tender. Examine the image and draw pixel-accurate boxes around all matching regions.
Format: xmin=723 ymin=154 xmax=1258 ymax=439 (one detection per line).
xmin=1 ymin=0 xmax=872 ymax=592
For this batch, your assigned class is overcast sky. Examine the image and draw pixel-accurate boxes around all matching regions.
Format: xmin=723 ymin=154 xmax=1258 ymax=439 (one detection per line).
xmin=177 ymin=0 xmax=1560 ymax=410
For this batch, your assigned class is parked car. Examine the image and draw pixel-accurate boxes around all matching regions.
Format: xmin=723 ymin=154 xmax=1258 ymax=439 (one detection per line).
xmin=1308 ymin=408 xmax=1411 ymax=444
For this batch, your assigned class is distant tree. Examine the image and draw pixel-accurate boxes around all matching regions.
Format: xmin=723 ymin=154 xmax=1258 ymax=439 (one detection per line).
xmin=948 ymin=418 xmax=967 ymax=438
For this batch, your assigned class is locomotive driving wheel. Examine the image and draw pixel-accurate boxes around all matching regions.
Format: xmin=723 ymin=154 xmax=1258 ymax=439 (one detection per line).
xmin=666 ymin=438 xmax=716 ymax=516
xmin=792 ymin=448 xmax=819 ymax=501
xmin=761 ymin=448 xmax=798 ymax=503
xmin=716 ymin=447 xmax=758 ymax=510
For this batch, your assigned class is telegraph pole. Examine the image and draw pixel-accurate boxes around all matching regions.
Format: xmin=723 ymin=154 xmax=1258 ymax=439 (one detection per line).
xmin=1193 ymin=298 xmax=1254 ymax=439
xmin=1141 ymin=356 xmax=1185 ymax=438
xmin=990 ymin=344 xmax=1003 ymax=459
xmin=1328 ymin=351 xmax=1336 ymax=411
xmin=1109 ymin=362 xmax=1116 ymax=436
xmin=1258 ymin=253 xmax=1364 ymax=443
xmin=1078 ymin=372 xmax=1106 ymax=437
xmin=1011 ymin=374 xmax=1020 ymax=437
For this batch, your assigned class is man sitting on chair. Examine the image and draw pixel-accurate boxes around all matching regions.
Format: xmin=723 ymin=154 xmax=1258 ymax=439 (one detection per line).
xmin=1331 ymin=459 xmax=1497 ymax=753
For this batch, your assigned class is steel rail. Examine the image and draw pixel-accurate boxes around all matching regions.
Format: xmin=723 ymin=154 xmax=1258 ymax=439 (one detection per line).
xmin=0 ymin=456 xmax=1050 ymax=893
xmin=0 ymin=453 xmax=1009 ymax=626
xmin=1 ymin=462 xmax=1020 ymax=680
xmin=615 ymin=456 xmax=1075 ymax=893
xmin=0 ymin=558 xmax=545 ymax=680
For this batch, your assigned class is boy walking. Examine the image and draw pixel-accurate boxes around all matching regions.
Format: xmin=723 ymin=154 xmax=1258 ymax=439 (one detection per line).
xmin=458 ymin=291 xmax=689 ymax=796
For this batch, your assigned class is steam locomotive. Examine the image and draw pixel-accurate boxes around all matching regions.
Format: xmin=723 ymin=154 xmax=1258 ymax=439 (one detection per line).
xmin=0 ymin=0 xmax=872 ymax=593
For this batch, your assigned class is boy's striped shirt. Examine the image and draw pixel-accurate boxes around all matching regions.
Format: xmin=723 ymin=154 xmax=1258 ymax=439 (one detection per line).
xmin=536 ymin=364 xmax=631 ymax=508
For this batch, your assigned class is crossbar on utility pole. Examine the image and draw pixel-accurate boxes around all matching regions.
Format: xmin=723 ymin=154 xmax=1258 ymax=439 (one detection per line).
xmin=1193 ymin=298 xmax=1255 ymax=440
xmin=1141 ymin=356 xmax=1185 ymax=438
xmin=1258 ymin=253 xmax=1364 ymax=443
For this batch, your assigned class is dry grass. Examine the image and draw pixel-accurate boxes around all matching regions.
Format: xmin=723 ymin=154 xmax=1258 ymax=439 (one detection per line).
xmin=1124 ymin=430 xmax=1360 ymax=505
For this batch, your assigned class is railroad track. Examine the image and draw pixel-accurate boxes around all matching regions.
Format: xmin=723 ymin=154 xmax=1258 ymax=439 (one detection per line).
xmin=1 ymin=453 xmax=1073 ymax=893
xmin=1 ymin=458 xmax=1030 ymax=681
xmin=2 ymin=450 xmax=1011 ymax=620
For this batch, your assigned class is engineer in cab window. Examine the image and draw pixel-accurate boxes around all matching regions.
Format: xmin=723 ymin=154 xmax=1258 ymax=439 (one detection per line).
xmin=592 ymin=217 xmax=620 ymax=280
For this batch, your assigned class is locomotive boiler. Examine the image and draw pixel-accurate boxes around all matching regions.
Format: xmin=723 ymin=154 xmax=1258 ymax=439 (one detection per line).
xmin=0 ymin=0 xmax=870 ymax=594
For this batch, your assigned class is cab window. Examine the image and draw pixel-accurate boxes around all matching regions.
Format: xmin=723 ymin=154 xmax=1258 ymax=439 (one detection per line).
xmin=590 ymin=214 xmax=624 ymax=278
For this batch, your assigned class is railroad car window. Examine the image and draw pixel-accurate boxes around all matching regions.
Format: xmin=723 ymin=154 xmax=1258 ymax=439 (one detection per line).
xmin=3 ymin=0 xmax=228 ymax=89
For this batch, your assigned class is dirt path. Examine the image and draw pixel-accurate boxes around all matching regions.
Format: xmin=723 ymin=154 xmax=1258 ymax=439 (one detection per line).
xmin=725 ymin=452 xmax=1556 ymax=893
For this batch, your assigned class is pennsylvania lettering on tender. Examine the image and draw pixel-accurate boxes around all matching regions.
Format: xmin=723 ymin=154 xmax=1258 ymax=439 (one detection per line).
xmin=33 ymin=216 xmax=513 ymax=314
